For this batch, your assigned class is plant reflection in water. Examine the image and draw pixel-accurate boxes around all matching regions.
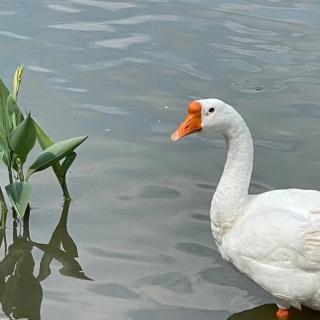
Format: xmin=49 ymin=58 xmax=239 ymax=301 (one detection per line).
xmin=228 ymin=304 xmax=320 ymax=320
xmin=0 ymin=200 xmax=91 ymax=319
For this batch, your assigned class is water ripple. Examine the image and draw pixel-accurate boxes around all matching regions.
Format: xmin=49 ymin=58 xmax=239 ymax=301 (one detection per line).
xmin=27 ymin=65 xmax=55 ymax=73
xmin=41 ymin=40 xmax=85 ymax=51
xmin=0 ymin=11 xmax=15 ymax=16
xmin=255 ymin=139 xmax=302 ymax=152
xmin=73 ymin=57 xmax=151 ymax=71
xmin=195 ymin=183 xmax=216 ymax=190
xmin=221 ymin=58 xmax=261 ymax=72
xmin=48 ymin=22 xmax=115 ymax=32
xmin=139 ymin=185 xmax=181 ymax=200
xmin=175 ymin=242 xmax=215 ymax=258
xmin=224 ymin=21 xmax=277 ymax=36
xmin=0 ymin=30 xmax=29 ymax=40
xmin=177 ymin=63 xmax=214 ymax=81
xmin=48 ymin=77 xmax=70 ymax=84
xmin=52 ymin=86 xmax=87 ymax=93
xmin=74 ymin=103 xmax=131 ymax=115
xmin=191 ymin=213 xmax=210 ymax=222
xmin=91 ymin=283 xmax=140 ymax=299
xmin=194 ymin=136 xmax=301 ymax=153
xmin=86 ymin=247 xmax=175 ymax=265
xmin=68 ymin=0 xmax=139 ymax=11
xmin=45 ymin=290 xmax=71 ymax=303
xmin=92 ymin=34 xmax=151 ymax=49
xmin=148 ymin=122 xmax=175 ymax=134
xmin=130 ymin=308 xmax=228 ymax=320
xmin=198 ymin=266 xmax=270 ymax=300
xmin=231 ymin=81 xmax=266 ymax=93
xmin=107 ymin=14 xmax=182 ymax=25
xmin=147 ymin=50 xmax=214 ymax=81
xmin=134 ymin=272 xmax=193 ymax=294
xmin=283 ymin=103 xmax=320 ymax=118
xmin=47 ymin=4 xmax=82 ymax=13
xmin=228 ymin=35 xmax=265 ymax=44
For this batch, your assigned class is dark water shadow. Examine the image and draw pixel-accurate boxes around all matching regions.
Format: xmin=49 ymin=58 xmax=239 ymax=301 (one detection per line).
xmin=0 ymin=200 xmax=90 ymax=319
xmin=228 ymin=304 xmax=320 ymax=320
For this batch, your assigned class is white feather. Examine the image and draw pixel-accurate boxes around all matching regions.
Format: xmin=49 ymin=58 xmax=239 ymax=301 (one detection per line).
xmin=197 ymin=99 xmax=320 ymax=310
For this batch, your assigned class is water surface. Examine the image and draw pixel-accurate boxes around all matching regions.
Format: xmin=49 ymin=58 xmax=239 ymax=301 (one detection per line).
xmin=1 ymin=0 xmax=320 ymax=319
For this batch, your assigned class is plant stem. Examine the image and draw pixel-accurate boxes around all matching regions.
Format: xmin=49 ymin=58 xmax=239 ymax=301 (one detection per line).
xmin=18 ymin=163 xmax=24 ymax=181
xmin=4 ymin=230 xmax=7 ymax=257
xmin=8 ymin=151 xmax=14 ymax=184
xmin=0 ymin=205 xmax=7 ymax=229
xmin=60 ymin=177 xmax=71 ymax=200
xmin=8 ymin=169 xmax=13 ymax=184
xmin=12 ymin=209 xmax=17 ymax=242
xmin=23 ymin=204 xmax=30 ymax=240
xmin=0 ymin=186 xmax=8 ymax=225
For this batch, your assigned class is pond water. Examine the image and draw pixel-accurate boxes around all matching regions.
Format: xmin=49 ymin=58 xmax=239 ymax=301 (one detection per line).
xmin=1 ymin=0 xmax=320 ymax=319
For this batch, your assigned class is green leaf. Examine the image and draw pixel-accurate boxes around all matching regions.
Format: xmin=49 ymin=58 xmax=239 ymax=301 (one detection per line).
xmin=0 ymin=145 xmax=4 ymax=161
xmin=0 ymin=133 xmax=7 ymax=167
xmin=9 ymin=113 xmax=36 ymax=164
xmin=34 ymin=120 xmax=61 ymax=177
xmin=0 ymin=78 xmax=12 ymax=138
xmin=34 ymin=121 xmax=80 ymax=199
xmin=26 ymin=136 xmax=88 ymax=179
xmin=7 ymin=94 xmax=24 ymax=128
xmin=5 ymin=182 xmax=32 ymax=219
xmin=60 ymin=152 xmax=77 ymax=177
xmin=34 ymin=120 xmax=54 ymax=149
xmin=12 ymin=64 xmax=24 ymax=99
xmin=0 ymin=78 xmax=10 ymax=113
xmin=0 ymin=87 xmax=10 ymax=167
xmin=0 ymin=185 xmax=8 ymax=224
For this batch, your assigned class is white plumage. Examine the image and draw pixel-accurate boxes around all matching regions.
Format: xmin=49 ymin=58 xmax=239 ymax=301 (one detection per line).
xmin=172 ymin=99 xmax=320 ymax=318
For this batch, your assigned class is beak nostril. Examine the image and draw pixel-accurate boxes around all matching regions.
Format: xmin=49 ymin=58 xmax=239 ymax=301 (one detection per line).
xmin=185 ymin=125 xmax=189 ymax=129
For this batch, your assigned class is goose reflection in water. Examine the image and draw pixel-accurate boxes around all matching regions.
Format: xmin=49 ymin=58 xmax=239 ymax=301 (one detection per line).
xmin=228 ymin=304 xmax=320 ymax=320
xmin=0 ymin=200 xmax=91 ymax=320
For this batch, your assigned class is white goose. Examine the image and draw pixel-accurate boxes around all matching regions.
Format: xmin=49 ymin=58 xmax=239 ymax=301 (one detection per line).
xmin=171 ymin=99 xmax=320 ymax=320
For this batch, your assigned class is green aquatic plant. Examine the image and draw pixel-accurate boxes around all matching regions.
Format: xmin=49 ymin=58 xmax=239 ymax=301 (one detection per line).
xmin=0 ymin=65 xmax=87 ymax=219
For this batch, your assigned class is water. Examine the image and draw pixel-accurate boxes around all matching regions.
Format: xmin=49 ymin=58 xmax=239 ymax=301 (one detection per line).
xmin=0 ymin=0 xmax=320 ymax=319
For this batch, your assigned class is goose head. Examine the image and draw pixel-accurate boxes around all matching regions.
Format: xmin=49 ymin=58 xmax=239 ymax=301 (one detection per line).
xmin=171 ymin=99 xmax=243 ymax=141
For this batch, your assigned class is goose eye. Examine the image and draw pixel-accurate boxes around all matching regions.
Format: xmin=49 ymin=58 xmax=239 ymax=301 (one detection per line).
xmin=208 ymin=107 xmax=215 ymax=113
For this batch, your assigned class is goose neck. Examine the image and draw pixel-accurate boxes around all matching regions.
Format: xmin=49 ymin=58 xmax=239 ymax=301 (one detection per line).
xmin=211 ymin=120 xmax=253 ymax=241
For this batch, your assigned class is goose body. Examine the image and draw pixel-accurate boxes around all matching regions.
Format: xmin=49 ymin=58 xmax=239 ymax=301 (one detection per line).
xmin=172 ymin=99 xmax=320 ymax=318
xmin=220 ymin=189 xmax=320 ymax=310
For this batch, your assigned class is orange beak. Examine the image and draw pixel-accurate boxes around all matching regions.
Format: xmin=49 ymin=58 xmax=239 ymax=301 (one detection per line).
xmin=171 ymin=101 xmax=202 ymax=141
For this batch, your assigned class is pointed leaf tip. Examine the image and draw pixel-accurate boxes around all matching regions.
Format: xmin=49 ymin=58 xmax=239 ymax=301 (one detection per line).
xmin=27 ymin=136 xmax=87 ymax=179
xmin=9 ymin=113 xmax=36 ymax=164
xmin=13 ymin=64 xmax=24 ymax=99
xmin=5 ymin=182 xmax=32 ymax=219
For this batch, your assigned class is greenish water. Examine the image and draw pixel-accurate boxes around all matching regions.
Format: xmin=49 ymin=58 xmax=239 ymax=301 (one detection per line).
xmin=0 ymin=0 xmax=320 ymax=319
